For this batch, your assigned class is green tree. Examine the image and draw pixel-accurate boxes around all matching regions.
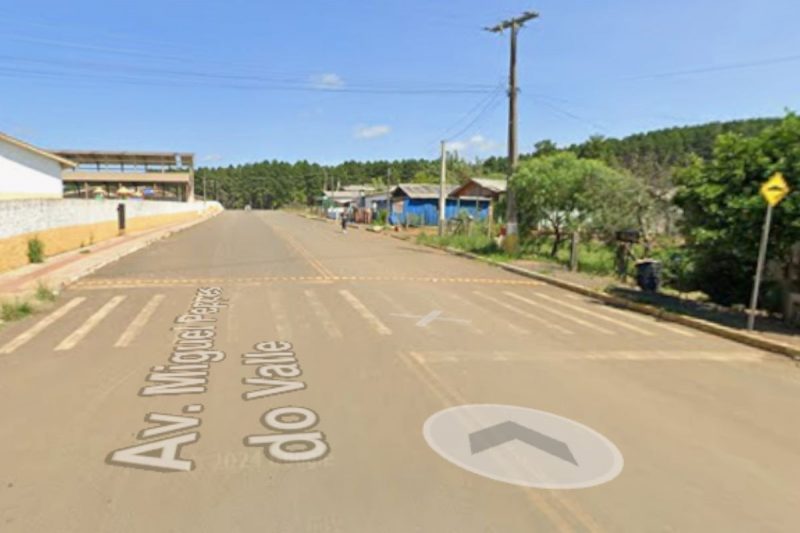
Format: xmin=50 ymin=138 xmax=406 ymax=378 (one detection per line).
xmin=512 ymin=152 xmax=645 ymax=255
xmin=674 ymin=112 xmax=800 ymax=306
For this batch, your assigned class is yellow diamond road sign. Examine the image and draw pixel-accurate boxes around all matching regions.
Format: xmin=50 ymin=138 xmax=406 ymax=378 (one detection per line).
xmin=760 ymin=173 xmax=790 ymax=207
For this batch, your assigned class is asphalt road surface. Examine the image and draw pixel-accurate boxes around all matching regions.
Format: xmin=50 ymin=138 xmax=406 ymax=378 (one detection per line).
xmin=1 ymin=211 xmax=798 ymax=532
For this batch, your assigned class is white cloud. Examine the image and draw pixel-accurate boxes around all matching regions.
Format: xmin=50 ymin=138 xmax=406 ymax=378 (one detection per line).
xmin=447 ymin=134 xmax=499 ymax=154
xmin=354 ymin=124 xmax=391 ymax=139
xmin=201 ymin=153 xmax=222 ymax=162
xmin=311 ymin=73 xmax=345 ymax=89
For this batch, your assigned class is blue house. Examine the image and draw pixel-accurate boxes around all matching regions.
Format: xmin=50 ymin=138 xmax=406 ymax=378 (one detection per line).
xmin=388 ymin=183 xmax=491 ymax=226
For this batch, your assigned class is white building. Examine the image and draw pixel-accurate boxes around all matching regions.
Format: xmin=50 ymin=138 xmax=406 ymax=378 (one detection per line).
xmin=0 ymin=132 xmax=76 ymax=200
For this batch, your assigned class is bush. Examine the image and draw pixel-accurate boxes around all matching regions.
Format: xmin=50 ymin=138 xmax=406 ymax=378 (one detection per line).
xmin=35 ymin=283 xmax=56 ymax=302
xmin=1 ymin=301 xmax=33 ymax=321
xmin=27 ymin=238 xmax=45 ymax=263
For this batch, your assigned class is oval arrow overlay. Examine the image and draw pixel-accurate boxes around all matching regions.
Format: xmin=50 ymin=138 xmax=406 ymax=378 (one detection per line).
xmin=423 ymin=404 xmax=624 ymax=489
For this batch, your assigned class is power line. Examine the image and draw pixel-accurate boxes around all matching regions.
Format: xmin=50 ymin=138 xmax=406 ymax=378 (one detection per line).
xmin=0 ymin=62 xmax=497 ymax=95
xmin=435 ymin=84 xmax=505 ymax=140
xmin=622 ymin=54 xmax=800 ymax=81
xmin=446 ymin=88 xmax=506 ymax=141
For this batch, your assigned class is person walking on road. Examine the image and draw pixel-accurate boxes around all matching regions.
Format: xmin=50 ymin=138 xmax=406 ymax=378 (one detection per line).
xmin=340 ymin=209 xmax=348 ymax=233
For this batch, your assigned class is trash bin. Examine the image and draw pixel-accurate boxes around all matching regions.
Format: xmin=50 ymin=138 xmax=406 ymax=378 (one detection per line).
xmin=635 ymin=260 xmax=662 ymax=293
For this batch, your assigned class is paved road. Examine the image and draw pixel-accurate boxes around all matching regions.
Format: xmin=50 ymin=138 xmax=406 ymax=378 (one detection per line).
xmin=0 ymin=211 xmax=798 ymax=532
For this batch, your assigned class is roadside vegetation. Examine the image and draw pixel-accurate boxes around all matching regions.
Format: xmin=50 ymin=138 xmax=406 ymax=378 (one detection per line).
xmin=1 ymin=300 xmax=33 ymax=322
xmin=27 ymin=237 xmax=45 ymax=264
xmin=0 ymin=284 xmax=58 ymax=327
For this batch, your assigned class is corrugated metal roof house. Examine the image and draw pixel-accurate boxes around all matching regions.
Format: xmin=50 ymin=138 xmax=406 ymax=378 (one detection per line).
xmin=388 ymin=183 xmax=490 ymax=226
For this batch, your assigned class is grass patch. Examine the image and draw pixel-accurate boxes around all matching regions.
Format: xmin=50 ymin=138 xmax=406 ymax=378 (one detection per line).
xmin=35 ymin=283 xmax=57 ymax=302
xmin=1 ymin=301 xmax=33 ymax=322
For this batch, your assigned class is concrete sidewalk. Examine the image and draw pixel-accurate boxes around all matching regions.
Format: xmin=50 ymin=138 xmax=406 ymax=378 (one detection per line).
xmin=0 ymin=212 xmax=219 ymax=300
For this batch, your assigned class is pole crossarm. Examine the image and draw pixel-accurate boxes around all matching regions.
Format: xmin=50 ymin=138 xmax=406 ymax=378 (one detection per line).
xmin=485 ymin=11 xmax=539 ymax=33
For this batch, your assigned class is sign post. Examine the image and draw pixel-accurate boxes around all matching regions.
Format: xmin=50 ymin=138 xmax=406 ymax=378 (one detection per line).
xmin=747 ymin=173 xmax=790 ymax=331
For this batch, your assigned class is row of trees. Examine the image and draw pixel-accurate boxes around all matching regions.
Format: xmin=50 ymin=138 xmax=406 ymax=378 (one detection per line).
xmin=196 ymin=157 xmax=480 ymax=210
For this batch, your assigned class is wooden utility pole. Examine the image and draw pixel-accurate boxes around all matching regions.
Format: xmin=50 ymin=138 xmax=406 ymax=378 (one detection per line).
xmin=487 ymin=10 xmax=538 ymax=252
xmin=438 ymin=140 xmax=447 ymax=237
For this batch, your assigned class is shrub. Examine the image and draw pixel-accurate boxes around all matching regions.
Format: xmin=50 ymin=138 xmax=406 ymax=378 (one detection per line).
xmin=27 ymin=238 xmax=45 ymax=263
xmin=35 ymin=283 xmax=56 ymax=302
xmin=1 ymin=301 xmax=33 ymax=321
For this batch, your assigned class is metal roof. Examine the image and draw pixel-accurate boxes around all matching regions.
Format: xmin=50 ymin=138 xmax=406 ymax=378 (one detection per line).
xmin=0 ymin=131 xmax=77 ymax=168
xmin=471 ymin=178 xmax=507 ymax=193
xmin=392 ymin=183 xmax=459 ymax=199
xmin=450 ymin=178 xmax=507 ymax=199
xmin=49 ymin=150 xmax=194 ymax=168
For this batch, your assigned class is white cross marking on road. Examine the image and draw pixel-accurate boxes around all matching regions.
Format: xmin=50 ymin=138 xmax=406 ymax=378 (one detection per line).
xmin=391 ymin=310 xmax=471 ymax=328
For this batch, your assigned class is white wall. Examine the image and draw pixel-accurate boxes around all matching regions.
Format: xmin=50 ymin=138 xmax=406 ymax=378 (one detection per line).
xmin=0 ymin=199 xmax=221 ymax=239
xmin=0 ymin=139 xmax=64 ymax=199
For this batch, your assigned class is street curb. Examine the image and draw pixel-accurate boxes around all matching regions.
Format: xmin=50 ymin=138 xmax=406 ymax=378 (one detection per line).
xmin=52 ymin=211 xmax=222 ymax=294
xmin=420 ymin=242 xmax=800 ymax=361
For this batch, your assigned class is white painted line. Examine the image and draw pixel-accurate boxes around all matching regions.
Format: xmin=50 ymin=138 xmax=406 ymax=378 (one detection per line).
xmin=417 ymin=310 xmax=443 ymax=327
xmin=114 ymin=294 xmax=165 ymax=348
xmin=0 ymin=297 xmax=87 ymax=354
xmin=473 ymin=291 xmax=571 ymax=335
xmin=504 ymin=292 xmax=615 ymax=335
xmin=304 ymin=289 xmax=343 ymax=339
xmin=267 ymin=290 xmax=292 ymax=340
xmin=581 ymin=350 xmax=762 ymax=362
xmin=55 ymin=295 xmax=126 ymax=351
xmin=339 ymin=289 xmax=392 ymax=336
xmin=532 ymin=292 xmax=655 ymax=336
xmin=598 ymin=305 xmax=697 ymax=338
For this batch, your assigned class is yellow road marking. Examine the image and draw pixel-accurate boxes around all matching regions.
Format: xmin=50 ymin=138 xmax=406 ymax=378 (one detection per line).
xmin=72 ymin=276 xmax=541 ymax=289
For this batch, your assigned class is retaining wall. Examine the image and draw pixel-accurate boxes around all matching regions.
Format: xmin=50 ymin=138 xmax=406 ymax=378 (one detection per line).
xmin=0 ymin=199 xmax=222 ymax=272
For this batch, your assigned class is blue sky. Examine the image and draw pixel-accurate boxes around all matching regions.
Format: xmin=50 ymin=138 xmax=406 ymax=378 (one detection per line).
xmin=1 ymin=0 xmax=799 ymax=166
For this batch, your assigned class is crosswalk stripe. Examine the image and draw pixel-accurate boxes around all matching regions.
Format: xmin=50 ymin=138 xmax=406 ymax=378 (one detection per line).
xmin=267 ymin=290 xmax=293 ymax=340
xmin=0 ymin=297 xmax=87 ymax=354
xmin=339 ymin=289 xmax=392 ymax=336
xmin=532 ymin=292 xmax=654 ymax=336
xmin=504 ymin=291 xmax=615 ymax=335
xmin=304 ymin=289 xmax=343 ymax=339
xmin=565 ymin=293 xmax=696 ymax=337
xmin=55 ymin=296 xmax=126 ymax=351
xmin=114 ymin=294 xmax=165 ymax=348
xmin=473 ymin=291 xmax=573 ymax=335
xmin=599 ymin=305 xmax=697 ymax=338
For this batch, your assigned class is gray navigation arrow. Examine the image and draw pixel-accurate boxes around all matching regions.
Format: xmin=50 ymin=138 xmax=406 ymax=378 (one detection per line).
xmin=468 ymin=421 xmax=579 ymax=466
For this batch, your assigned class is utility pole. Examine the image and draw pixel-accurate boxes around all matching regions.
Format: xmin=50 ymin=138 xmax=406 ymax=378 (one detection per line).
xmin=486 ymin=10 xmax=538 ymax=252
xmin=438 ymin=140 xmax=447 ymax=237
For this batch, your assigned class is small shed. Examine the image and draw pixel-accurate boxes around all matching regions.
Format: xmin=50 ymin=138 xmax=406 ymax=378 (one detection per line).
xmin=388 ymin=183 xmax=490 ymax=226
